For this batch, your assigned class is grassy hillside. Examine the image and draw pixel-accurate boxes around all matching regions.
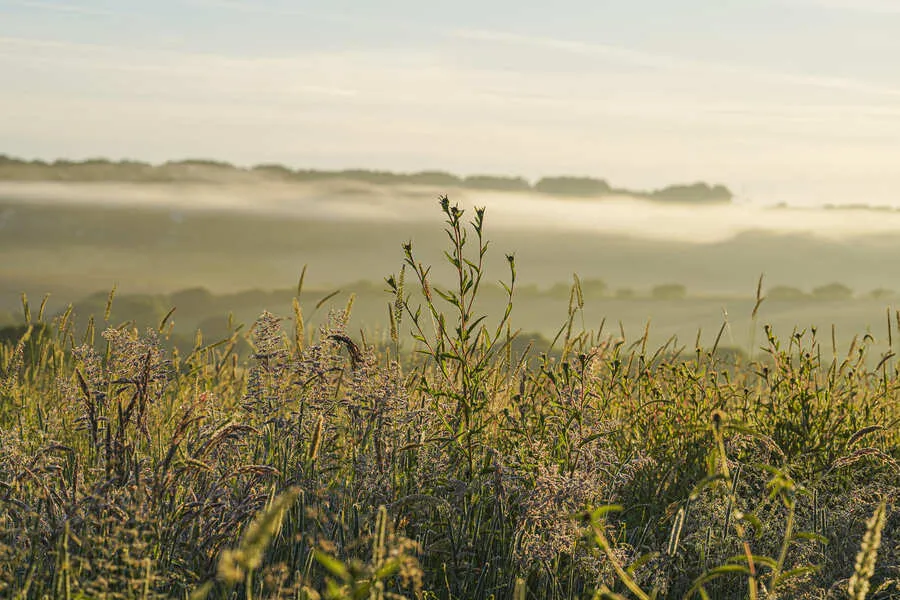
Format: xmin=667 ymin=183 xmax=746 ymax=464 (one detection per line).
xmin=0 ymin=200 xmax=896 ymax=599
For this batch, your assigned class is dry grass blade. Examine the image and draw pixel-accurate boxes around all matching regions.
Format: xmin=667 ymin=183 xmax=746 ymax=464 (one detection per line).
xmin=327 ymin=333 xmax=362 ymax=369
xmin=828 ymin=448 xmax=899 ymax=474
xmin=297 ymin=264 xmax=307 ymax=297
xmin=230 ymin=465 xmax=282 ymax=478
xmin=848 ymin=499 xmax=888 ymax=600
xmin=315 ymin=289 xmax=341 ymax=310
xmin=104 ymin=284 xmax=117 ymax=322
xmin=848 ymin=426 xmax=885 ymax=448
xmin=158 ymin=306 xmax=177 ymax=333
xmin=37 ymin=293 xmax=50 ymax=323
xmin=292 ymin=297 xmax=304 ymax=351
xmin=874 ymin=352 xmax=894 ymax=372
xmin=588 ymin=508 xmax=651 ymax=600
xmin=196 ymin=422 xmax=257 ymax=459
xmin=217 ymin=486 xmax=301 ymax=584
xmin=752 ymin=273 xmax=766 ymax=319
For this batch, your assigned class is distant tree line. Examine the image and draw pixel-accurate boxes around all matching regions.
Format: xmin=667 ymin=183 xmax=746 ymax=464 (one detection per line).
xmin=0 ymin=154 xmax=733 ymax=204
xmin=767 ymin=283 xmax=893 ymax=301
xmin=534 ymin=176 xmax=731 ymax=203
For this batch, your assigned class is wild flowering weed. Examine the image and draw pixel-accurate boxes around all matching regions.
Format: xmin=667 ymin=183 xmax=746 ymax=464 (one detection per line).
xmin=0 ymin=199 xmax=897 ymax=599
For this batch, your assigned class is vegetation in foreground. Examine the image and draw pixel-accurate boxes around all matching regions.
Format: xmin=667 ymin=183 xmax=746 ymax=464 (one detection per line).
xmin=0 ymin=199 xmax=898 ymax=599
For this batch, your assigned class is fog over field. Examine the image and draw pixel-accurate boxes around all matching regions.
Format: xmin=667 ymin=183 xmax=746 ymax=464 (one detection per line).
xmin=3 ymin=180 xmax=900 ymax=355
xmin=4 ymin=180 xmax=900 ymax=243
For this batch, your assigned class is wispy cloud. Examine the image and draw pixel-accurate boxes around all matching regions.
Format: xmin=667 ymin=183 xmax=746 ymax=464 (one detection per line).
xmin=776 ymin=0 xmax=900 ymax=14
xmin=6 ymin=0 xmax=117 ymax=16
xmin=185 ymin=0 xmax=438 ymax=32
xmin=185 ymin=0 xmax=320 ymax=19
xmin=452 ymin=28 xmax=900 ymax=98
xmin=454 ymin=29 xmax=692 ymax=71
xmin=0 ymin=35 xmax=119 ymax=52
xmin=3 ymin=32 xmax=898 ymax=128
xmin=3 ymin=7 xmax=900 ymax=203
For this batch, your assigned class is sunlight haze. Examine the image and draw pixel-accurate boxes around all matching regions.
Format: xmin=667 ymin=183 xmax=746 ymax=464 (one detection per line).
xmin=2 ymin=0 xmax=900 ymax=205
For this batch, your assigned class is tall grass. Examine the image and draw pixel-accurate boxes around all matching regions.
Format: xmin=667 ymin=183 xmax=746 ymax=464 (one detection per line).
xmin=0 ymin=197 xmax=897 ymax=599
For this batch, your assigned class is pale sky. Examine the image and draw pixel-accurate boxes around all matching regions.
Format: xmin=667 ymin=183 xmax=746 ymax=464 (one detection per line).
xmin=2 ymin=0 xmax=900 ymax=205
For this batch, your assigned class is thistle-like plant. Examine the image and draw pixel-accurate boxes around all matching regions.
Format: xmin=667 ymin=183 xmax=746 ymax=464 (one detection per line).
xmin=386 ymin=196 xmax=516 ymax=475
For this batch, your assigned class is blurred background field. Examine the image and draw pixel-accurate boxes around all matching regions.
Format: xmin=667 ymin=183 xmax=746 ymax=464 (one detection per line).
xmin=3 ymin=176 xmax=900 ymax=359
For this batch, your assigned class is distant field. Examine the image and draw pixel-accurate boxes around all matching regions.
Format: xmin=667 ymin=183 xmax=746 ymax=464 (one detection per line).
xmin=3 ymin=181 xmax=900 ymax=354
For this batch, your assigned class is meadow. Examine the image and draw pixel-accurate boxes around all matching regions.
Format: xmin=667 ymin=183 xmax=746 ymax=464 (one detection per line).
xmin=0 ymin=197 xmax=898 ymax=599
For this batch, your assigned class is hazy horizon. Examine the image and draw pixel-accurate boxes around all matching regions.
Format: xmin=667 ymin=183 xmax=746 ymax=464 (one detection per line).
xmin=6 ymin=180 xmax=900 ymax=244
xmin=2 ymin=0 xmax=900 ymax=206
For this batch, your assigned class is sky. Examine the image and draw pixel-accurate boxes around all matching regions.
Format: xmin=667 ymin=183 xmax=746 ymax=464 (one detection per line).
xmin=2 ymin=0 xmax=900 ymax=205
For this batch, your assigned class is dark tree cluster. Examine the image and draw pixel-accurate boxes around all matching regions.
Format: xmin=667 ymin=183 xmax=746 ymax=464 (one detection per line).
xmin=0 ymin=154 xmax=733 ymax=203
